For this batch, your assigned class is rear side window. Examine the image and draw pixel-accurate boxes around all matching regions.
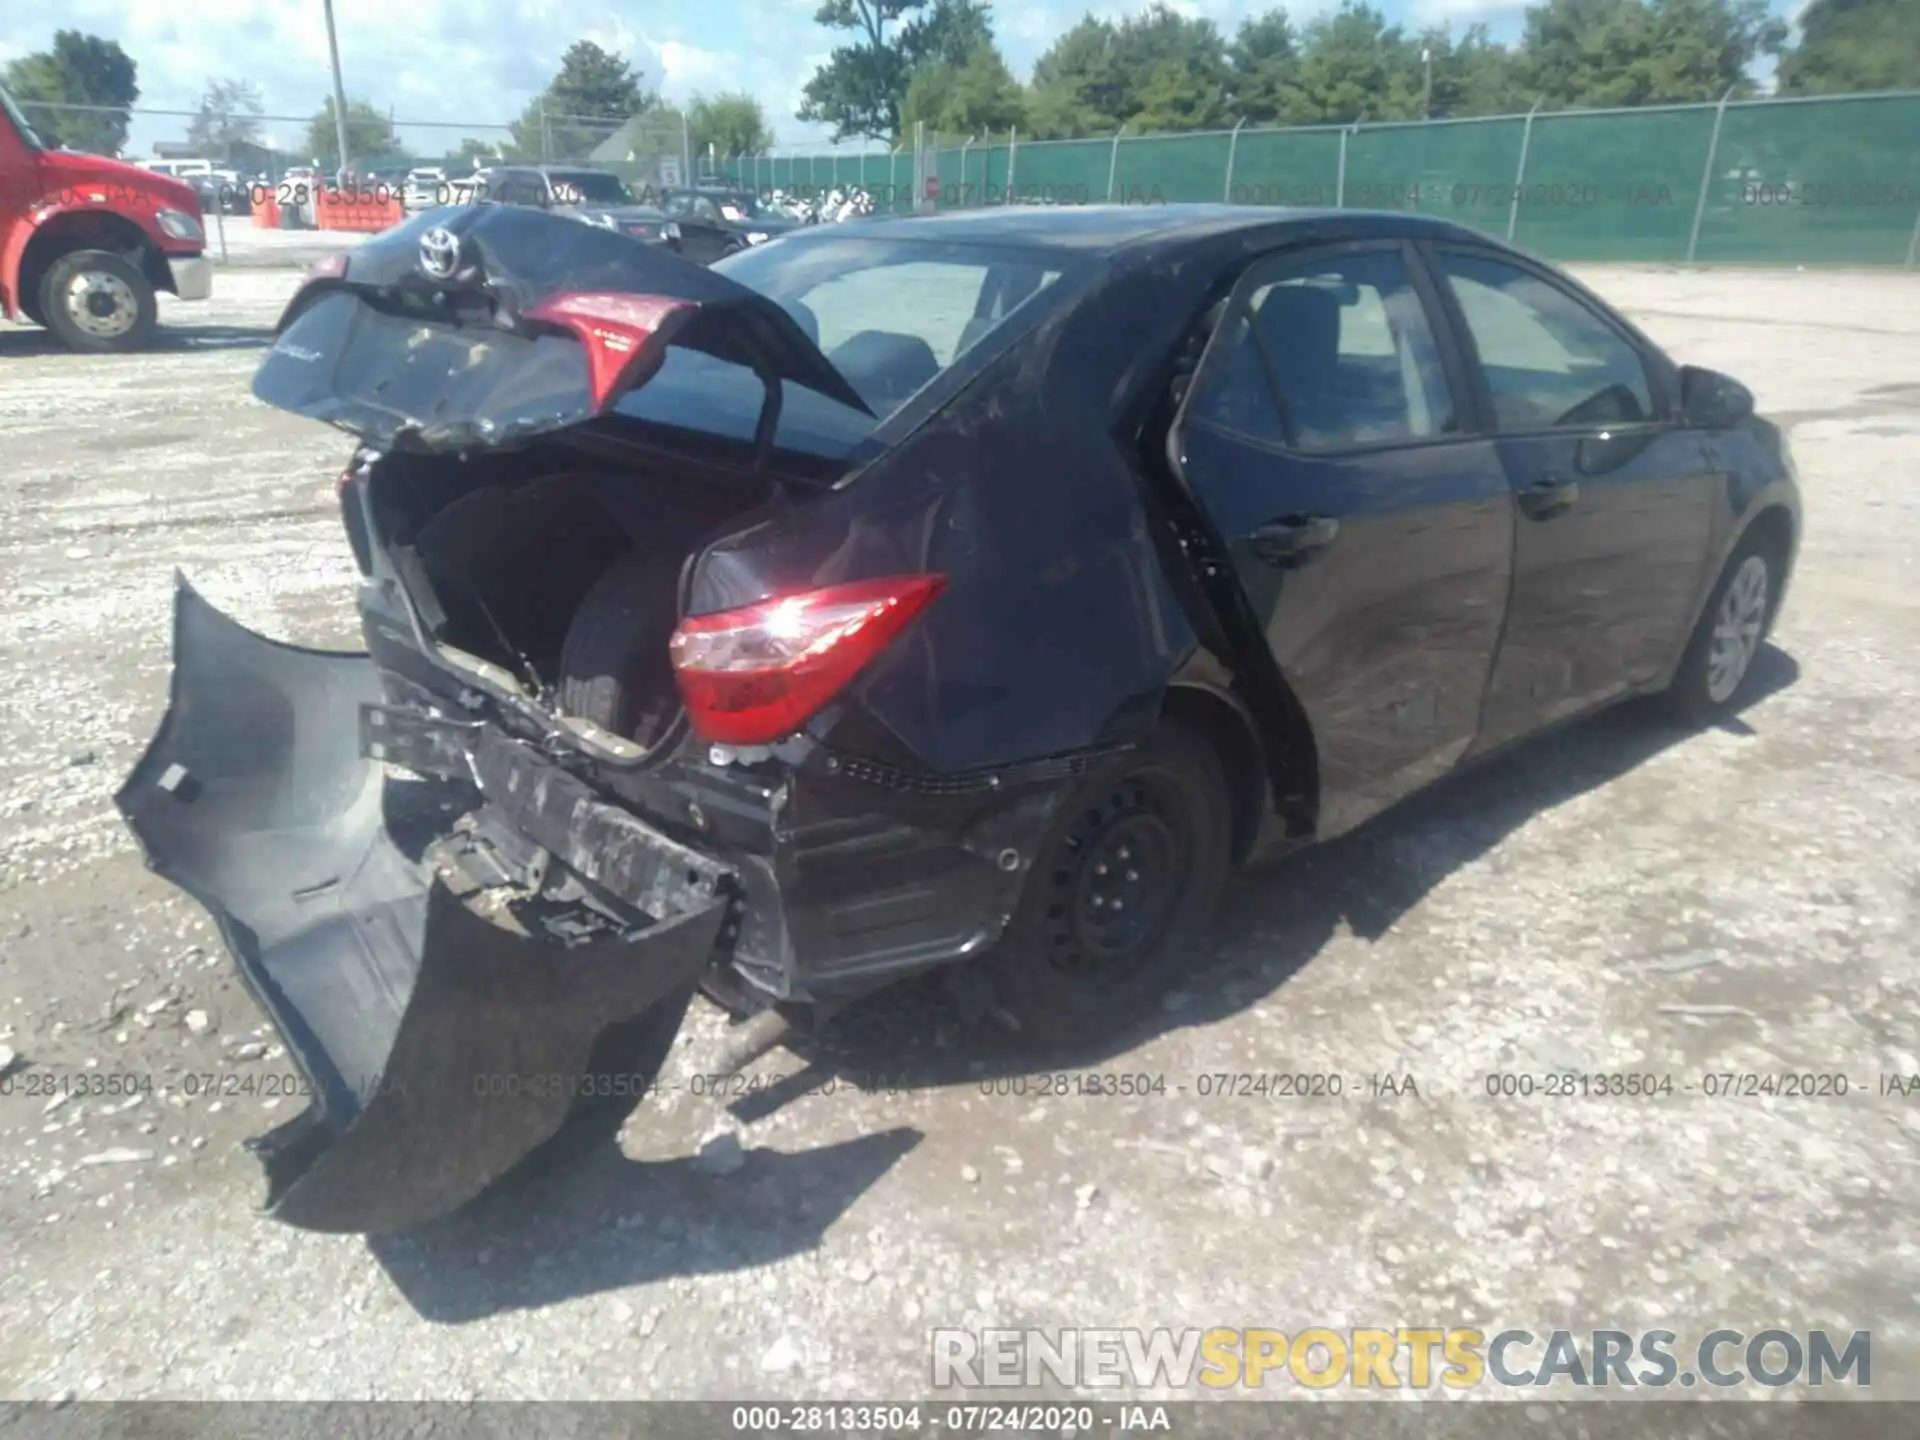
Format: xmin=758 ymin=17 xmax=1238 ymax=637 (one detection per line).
xmin=1437 ymin=251 xmax=1654 ymax=430
xmin=716 ymin=236 xmax=1078 ymax=419
xmin=1187 ymin=249 xmax=1454 ymax=452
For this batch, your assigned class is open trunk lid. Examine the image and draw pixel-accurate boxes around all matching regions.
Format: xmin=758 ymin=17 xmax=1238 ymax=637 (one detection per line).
xmin=254 ymin=205 xmax=871 ymax=452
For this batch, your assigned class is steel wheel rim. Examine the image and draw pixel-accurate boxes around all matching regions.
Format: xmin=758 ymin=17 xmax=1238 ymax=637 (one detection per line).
xmin=63 ymin=270 xmax=139 ymax=340
xmin=1706 ymin=554 xmax=1769 ymax=703
xmin=1042 ymin=771 xmax=1191 ymax=981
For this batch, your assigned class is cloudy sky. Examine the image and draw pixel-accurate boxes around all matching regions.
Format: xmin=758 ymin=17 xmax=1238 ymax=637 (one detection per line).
xmin=2 ymin=0 xmax=1798 ymax=161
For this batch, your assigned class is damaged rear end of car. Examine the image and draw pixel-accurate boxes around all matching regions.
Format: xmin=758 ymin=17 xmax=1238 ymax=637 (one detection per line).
xmin=118 ymin=205 xmax=1203 ymax=1234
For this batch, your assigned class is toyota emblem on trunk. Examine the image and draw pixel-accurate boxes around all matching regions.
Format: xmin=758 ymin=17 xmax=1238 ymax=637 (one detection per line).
xmin=419 ymin=226 xmax=462 ymax=280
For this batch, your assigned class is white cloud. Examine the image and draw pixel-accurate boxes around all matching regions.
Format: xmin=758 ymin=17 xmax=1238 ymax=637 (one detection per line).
xmin=650 ymin=39 xmax=735 ymax=98
xmin=1408 ymin=0 xmax=1530 ymax=24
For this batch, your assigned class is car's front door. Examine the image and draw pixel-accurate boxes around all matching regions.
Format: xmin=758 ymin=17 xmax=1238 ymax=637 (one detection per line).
xmin=1425 ymin=246 xmax=1718 ymax=752
xmin=1169 ymin=240 xmax=1516 ymax=836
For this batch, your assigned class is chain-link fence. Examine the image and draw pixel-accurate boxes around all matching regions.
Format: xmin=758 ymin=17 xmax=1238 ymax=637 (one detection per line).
xmin=716 ymin=89 xmax=1920 ymax=267
xmin=9 ymin=100 xmax=695 ymax=184
xmin=18 ymin=89 xmax=1919 ymax=265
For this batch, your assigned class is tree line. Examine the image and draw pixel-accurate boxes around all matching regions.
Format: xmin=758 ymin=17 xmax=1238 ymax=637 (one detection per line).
xmin=4 ymin=0 xmax=1916 ymax=165
xmin=818 ymin=0 xmax=1920 ymax=144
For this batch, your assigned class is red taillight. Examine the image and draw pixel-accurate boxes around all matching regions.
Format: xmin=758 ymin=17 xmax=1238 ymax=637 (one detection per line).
xmin=669 ymin=575 xmax=948 ymax=745
xmin=308 ymin=250 xmax=349 ymax=281
xmin=524 ymin=291 xmax=698 ymax=414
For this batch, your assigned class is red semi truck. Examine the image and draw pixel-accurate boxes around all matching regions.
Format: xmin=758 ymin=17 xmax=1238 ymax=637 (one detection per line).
xmin=0 ymin=82 xmax=212 ymax=352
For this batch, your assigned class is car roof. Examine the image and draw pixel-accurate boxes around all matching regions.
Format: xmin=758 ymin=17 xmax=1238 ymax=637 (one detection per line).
xmin=809 ymin=203 xmax=1488 ymax=255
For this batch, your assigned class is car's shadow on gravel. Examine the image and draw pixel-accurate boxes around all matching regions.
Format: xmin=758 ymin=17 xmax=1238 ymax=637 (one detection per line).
xmin=745 ymin=645 xmax=1802 ymax=1102
xmin=0 ymin=325 xmax=275 ymax=356
xmin=367 ymin=1127 xmax=922 ymax=1323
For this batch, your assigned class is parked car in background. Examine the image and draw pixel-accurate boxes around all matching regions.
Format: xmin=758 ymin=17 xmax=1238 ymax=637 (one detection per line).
xmin=135 ymin=157 xmax=244 ymax=216
xmin=0 ymin=79 xmax=213 ymax=350
xmin=207 ymin=167 xmax=246 ymax=215
xmin=118 ymin=202 xmax=1799 ymax=1233
xmin=403 ymin=166 xmax=447 ymax=213
xmin=467 ymin=164 xmax=682 ymax=250
xmin=138 ymin=158 xmax=213 ymax=182
xmin=652 ymin=185 xmax=799 ymax=261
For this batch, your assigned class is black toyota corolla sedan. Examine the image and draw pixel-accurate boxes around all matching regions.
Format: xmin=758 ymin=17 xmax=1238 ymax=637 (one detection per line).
xmin=118 ymin=203 xmax=1799 ymax=1233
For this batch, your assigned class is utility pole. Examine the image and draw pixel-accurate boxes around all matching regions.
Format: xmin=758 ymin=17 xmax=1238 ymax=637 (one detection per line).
xmin=1423 ymin=47 xmax=1433 ymax=119
xmin=322 ymin=0 xmax=352 ymax=179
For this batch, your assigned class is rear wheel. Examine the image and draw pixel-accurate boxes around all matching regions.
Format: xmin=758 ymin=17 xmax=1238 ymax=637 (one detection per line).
xmin=986 ymin=722 xmax=1232 ymax=1047
xmin=40 ymin=249 xmax=157 ymax=353
xmin=556 ymin=550 xmax=684 ymax=749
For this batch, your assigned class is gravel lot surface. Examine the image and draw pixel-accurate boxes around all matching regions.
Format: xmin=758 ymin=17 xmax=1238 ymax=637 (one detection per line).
xmin=0 ymin=256 xmax=1916 ymax=1404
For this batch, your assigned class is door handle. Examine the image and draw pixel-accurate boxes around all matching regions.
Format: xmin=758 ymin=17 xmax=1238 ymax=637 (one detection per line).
xmin=1518 ymin=476 xmax=1579 ymax=519
xmin=1248 ymin=515 xmax=1341 ymax=566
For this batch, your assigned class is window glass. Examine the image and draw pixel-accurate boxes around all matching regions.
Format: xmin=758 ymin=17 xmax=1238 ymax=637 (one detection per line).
xmin=1439 ymin=252 xmax=1654 ymax=430
xmin=1188 ymin=250 xmax=1454 ymax=451
xmin=715 ymin=237 xmax=1076 ymax=418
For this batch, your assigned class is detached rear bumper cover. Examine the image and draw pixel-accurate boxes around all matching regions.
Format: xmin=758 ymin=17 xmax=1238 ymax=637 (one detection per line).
xmin=115 ymin=580 xmax=724 ymax=1234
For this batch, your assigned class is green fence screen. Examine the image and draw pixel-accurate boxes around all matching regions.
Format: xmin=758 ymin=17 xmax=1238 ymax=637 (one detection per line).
xmin=716 ymin=89 xmax=1920 ymax=265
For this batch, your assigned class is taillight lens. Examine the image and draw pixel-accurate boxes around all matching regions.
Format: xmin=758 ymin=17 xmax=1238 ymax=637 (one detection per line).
xmin=524 ymin=291 xmax=698 ymax=414
xmin=669 ymin=575 xmax=947 ymax=745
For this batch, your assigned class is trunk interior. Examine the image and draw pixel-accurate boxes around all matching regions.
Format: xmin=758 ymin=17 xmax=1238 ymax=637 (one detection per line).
xmin=363 ymin=434 xmax=785 ymax=751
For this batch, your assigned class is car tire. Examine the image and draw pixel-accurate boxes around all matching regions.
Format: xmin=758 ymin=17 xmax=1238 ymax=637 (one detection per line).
xmin=556 ymin=550 xmax=685 ymax=749
xmin=1665 ymin=530 xmax=1782 ymax=725
xmin=984 ymin=720 xmax=1232 ymax=1048
xmin=39 ymin=249 xmax=158 ymax=354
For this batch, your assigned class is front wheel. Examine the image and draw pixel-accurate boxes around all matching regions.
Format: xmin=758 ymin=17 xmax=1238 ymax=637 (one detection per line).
xmin=986 ymin=722 xmax=1232 ymax=1047
xmin=39 ymin=249 xmax=157 ymax=353
xmin=1665 ymin=532 xmax=1781 ymax=724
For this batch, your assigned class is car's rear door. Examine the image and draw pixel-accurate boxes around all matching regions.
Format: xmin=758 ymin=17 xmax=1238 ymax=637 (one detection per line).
xmin=1423 ymin=244 xmax=1717 ymax=752
xmin=1168 ymin=239 xmax=1515 ymax=837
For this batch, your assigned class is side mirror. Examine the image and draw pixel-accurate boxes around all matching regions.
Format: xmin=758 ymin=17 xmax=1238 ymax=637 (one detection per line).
xmin=1680 ymin=365 xmax=1754 ymax=430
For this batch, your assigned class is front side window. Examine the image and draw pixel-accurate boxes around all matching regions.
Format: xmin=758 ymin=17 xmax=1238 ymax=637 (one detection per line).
xmin=1437 ymin=251 xmax=1655 ymax=431
xmin=715 ymin=236 xmax=1078 ymax=418
xmin=1187 ymin=249 xmax=1455 ymax=452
